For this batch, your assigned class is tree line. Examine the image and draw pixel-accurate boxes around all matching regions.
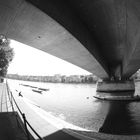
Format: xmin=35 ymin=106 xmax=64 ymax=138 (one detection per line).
xmin=7 ymin=74 xmax=99 ymax=84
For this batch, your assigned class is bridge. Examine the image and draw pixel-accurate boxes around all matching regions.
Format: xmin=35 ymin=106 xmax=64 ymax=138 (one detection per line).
xmin=1 ymin=0 xmax=140 ymax=92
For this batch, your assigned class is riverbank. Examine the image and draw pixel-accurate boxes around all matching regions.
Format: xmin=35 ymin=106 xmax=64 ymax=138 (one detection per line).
xmin=7 ymin=74 xmax=98 ymax=84
xmin=7 ymin=79 xmax=140 ymax=138
xmin=9 ymin=82 xmax=140 ymax=140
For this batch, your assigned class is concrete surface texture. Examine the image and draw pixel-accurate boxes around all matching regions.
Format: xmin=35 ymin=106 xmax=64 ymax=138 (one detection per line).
xmin=0 ymin=0 xmax=108 ymax=79
xmin=96 ymin=80 xmax=135 ymax=92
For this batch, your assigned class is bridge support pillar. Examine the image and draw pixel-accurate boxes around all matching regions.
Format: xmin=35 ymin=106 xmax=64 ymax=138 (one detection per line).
xmin=96 ymin=80 xmax=135 ymax=92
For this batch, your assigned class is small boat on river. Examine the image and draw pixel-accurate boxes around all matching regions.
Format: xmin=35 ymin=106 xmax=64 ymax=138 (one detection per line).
xmin=38 ymin=88 xmax=49 ymax=91
xmin=32 ymin=89 xmax=42 ymax=94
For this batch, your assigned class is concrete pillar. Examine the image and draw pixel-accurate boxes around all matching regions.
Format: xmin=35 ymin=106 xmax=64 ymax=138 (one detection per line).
xmin=96 ymin=80 xmax=135 ymax=92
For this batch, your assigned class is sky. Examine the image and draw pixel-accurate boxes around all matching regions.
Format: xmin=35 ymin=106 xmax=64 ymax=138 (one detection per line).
xmin=8 ymin=40 xmax=91 ymax=76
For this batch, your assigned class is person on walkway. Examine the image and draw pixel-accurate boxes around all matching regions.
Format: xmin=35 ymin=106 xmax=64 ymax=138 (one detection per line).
xmin=18 ymin=91 xmax=23 ymax=97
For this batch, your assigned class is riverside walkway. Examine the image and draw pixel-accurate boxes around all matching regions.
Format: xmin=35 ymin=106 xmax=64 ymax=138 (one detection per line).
xmin=0 ymin=82 xmax=81 ymax=140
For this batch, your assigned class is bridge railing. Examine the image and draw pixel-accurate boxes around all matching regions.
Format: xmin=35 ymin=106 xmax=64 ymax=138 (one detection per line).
xmin=6 ymin=80 xmax=44 ymax=140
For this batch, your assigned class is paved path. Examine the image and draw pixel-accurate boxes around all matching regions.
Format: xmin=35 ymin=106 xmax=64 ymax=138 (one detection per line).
xmin=0 ymin=83 xmax=9 ymax=112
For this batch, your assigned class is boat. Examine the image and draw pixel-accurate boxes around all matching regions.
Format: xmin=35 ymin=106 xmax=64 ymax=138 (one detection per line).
xmin=38 ymin=87 xmax=49 ymax=91
xmin=93 ymin=95 xmax=140 ymax=101
xmin=29 ymin=85 xmax=38 ymax=89
xmin=20 ymin=84 xmax=30 ymax=87
xmin=32 ymin=89 xmax=42 ymax=94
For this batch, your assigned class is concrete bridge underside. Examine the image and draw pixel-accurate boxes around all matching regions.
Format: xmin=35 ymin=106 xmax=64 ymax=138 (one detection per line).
xmin=1 ymin=0 xmax=140 ymax=91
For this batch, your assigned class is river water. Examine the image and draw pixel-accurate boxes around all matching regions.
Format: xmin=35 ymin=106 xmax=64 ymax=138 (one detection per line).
xmin=8 ymin=79 xmax=140 ymax=135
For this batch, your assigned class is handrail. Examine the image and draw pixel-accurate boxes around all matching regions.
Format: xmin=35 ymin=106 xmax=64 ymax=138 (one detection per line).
xmin=6 ymin=80 xmax=44 ymax=140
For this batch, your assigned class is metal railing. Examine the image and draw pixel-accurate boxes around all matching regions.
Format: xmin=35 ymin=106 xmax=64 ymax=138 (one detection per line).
xmin=6 ymin=80 xmax=44 ymax=140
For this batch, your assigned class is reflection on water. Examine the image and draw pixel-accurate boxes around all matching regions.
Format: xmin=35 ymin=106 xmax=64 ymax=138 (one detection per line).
xmin=99 ymin=102 xmax=138 ymax=135
xmin=8 ymin=80 xmax=140 ymax=135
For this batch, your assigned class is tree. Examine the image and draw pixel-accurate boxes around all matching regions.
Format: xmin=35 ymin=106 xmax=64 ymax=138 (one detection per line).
xmin=0 ymin=35 xmax=14 ymax=77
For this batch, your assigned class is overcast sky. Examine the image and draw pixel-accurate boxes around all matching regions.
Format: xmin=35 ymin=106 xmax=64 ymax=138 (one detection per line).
xmin=8 ymin=40 xmax=91 ymax=76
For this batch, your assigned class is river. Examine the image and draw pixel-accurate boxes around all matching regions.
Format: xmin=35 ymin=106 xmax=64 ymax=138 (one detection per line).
xmin=7 ymin=79 xmax=140 ymax=135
